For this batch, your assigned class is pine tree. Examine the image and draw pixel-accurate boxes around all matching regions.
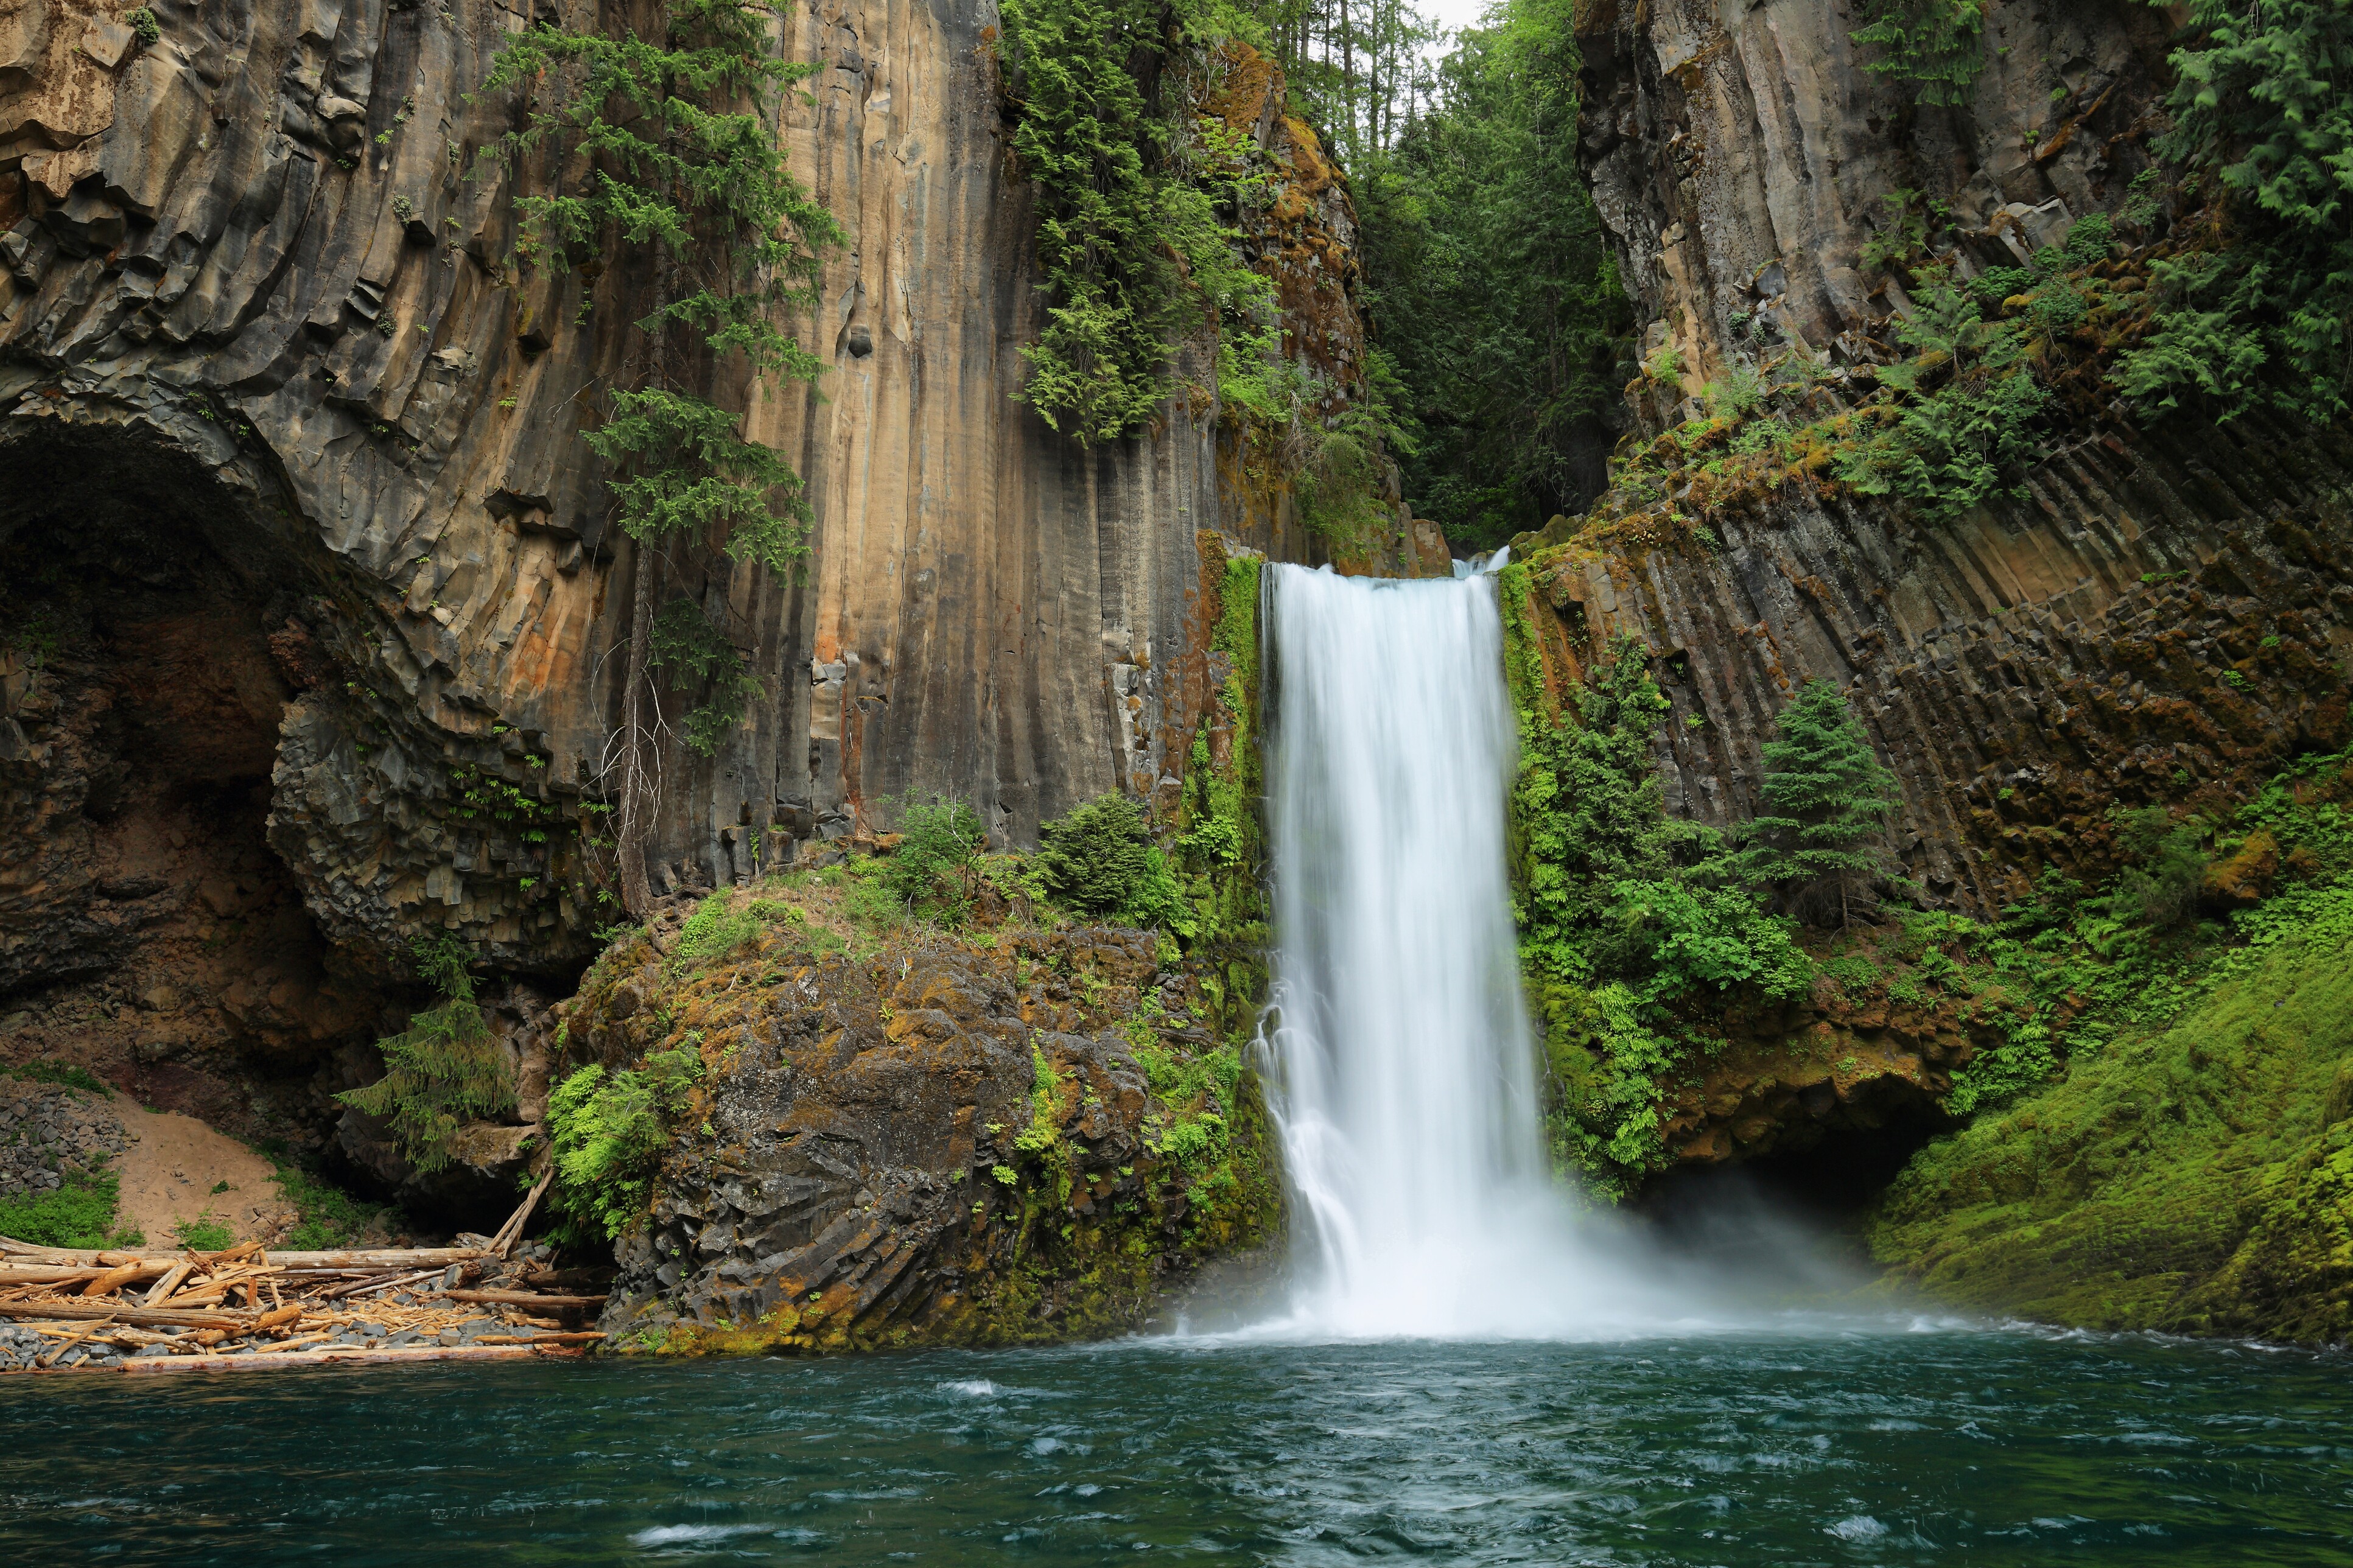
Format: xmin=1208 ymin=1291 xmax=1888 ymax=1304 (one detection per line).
xmin=337 ymin=937 xmax=515 ymax=1174
xmin=1729 ymin=678 xmax=1899 ymax=926
xmin=478 ymin=0 xmax=842 ymax=914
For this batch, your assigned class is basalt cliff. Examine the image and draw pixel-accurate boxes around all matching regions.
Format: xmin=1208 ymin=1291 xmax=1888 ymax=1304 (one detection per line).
xmin=0 ymin=2 xmax=1411 ymax=1195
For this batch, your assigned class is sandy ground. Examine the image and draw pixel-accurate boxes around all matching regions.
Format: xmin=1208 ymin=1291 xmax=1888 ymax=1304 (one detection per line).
xmin=111 ymin=1104 xmax=296 ymax=1247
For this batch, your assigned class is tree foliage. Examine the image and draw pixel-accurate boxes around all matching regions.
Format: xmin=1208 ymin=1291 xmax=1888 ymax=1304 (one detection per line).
xmin=1849 ymin=0 xmax=1987 ymax=107
xmin=477 ymin=0 xmax=839 ymax=781
xmin=546 ymin=1043 xmax=704 ymax=1241
xmin=2120 ymin=0 xmax=2353 ymax=424
xmin=1037 ymin=793 xmax=1188 ymax=929
xmin=1725 ymin=678 xmax=1900 ymax=923
xmin=1355 ymin=0 xmax=1627 ymax=547
xmin=337 ymin=936 xmax=516 ymax=1175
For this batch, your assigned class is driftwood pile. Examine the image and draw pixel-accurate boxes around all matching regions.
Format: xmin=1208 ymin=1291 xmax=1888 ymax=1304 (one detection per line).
xmin=0 ymin=1175 xmax=609 ymax=1373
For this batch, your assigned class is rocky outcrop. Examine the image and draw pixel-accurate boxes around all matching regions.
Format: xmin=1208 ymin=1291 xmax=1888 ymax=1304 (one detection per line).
xmin=1538 ymin=1 xmax=2353 ymax=913
xmin=1577 ymin=0 xmax=2176 ymax=419
xmin=564 ymin=889 xmax=1277 ymax=1353
xmin=0 ymin=2 xmax=1398 ymax=1172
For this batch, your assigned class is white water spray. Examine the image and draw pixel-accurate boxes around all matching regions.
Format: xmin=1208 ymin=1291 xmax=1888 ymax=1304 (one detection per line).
xmin=1250 ymin=563 xmax=1805 ymax=1340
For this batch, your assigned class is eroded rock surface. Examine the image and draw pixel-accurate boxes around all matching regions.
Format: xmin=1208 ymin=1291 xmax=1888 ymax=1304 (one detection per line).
xmin=563 ymin=897 xmax=1275 ymax=1353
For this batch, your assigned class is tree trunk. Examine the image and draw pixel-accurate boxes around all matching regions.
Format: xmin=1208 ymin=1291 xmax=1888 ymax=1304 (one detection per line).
xmin=616 ymin=537 xmax=657 ymax=916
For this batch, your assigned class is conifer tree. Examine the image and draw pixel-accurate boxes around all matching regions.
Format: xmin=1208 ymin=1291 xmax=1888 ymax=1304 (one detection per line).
xmin=479 ymin=0 xmax=841 ymax=914
xmin=1728 ymin=678 xmax=1899 ymax=926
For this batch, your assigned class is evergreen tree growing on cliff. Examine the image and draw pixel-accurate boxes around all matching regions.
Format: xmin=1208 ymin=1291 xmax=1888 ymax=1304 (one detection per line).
xmin=1728 ymin=679 xmax=1900 ymax=926
xmin=478 ymin=0 xmax=842 ymax=915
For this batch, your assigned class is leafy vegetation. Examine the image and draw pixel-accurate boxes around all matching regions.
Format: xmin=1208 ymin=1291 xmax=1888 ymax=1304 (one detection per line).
xmin=336 ymin=936 xmax=516 ymax=1175
xmin=1036 ymin=793 xmax=1189 ymax=932
xmin=0 ymin=1164 xmax=133 ymax=1249
xmin=546 ymin=1042 xmax=705 ymax=1241
xmin=172 ymin=1214 xmax=235 ymax=1252
xmin=882 ymin=798 xmax=989 ymax=925
xmin=1355 ymin=0 xmax=1627 ymax=547
xmin=2 ymin=1061 xmax=111 ymax=1097
xmin=476 ymin=0 xmax=840 ymax=908
xmin=1848 ymin=0 xmax=1986 ymax=107
xmin=1497 ymin=607 xmax=1812 ymax=1194
xmin=1722 ymin=678 xmax=1901 ymax=924
xmin=268 ymin=1158 xmax=401 ymax=1251
xmin=2119 ymin=0 xmax=2353 ymax=424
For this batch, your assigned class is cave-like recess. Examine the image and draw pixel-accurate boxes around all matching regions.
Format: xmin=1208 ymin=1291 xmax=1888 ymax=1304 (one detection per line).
xmin=0 ymin=420 xmax=404 ymax=1158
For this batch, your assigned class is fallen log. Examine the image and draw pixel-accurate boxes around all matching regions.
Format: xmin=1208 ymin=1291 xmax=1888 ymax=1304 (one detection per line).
xmin=0 ymin=1240 xmax=488 ymax=1269
xmin=0 ymin=1300 xmax=242 ymax=1330
xmin=476 ymin=1331 xmax=607 ymax=1345
xmin=81 ymin=1260 xmax=149 ymax=1297
xmin=437 ymin=1289 xmax=608 ymax=1309
xmin=0 ymin=1263 xmax=172 ymax=1288
xmin=114 ymin=1343 xmax=583 ymax=1373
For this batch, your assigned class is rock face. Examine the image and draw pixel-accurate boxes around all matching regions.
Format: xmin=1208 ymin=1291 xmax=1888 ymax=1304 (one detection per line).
xmin=564 ymin=891 xmax=1277 ymax=1353
xmin=1542 ymin=1 xmax=2353 ymax=914
xmin=1577 ymin=0 xmax=2176 ymax=412
xmin=0 ymin=2 xmax=1395 ymax=1163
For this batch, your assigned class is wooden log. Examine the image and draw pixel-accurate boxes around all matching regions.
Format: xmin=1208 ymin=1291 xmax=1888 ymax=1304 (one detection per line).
xmin=477 ymin=1331 xmax=607 ymax=1345
xmin=1 ymin=1241 xmax=488 ymax=1269
xmin=0 ymin=1264 xmax=168 ymax=1287
xmin=247 ymin=1304 xmax=303 ymax=1335
xmin=320 ymin=1267 xmax=444 ymax=1301
xmin=0 ymin=1299 xmax=242 ymax=1329
xmin=140 ymin=1261 xmax=194 ymax=1307
xmin=114 ymin=1343 xmax=584 ymax=1373
xmin=80 ymin=1261 xmax=148 ymax=1297
xmin=489 ymin=1171 xmax=553 ymax=1258
xmin=436 ymin=1289 xmax=608 ymax=1309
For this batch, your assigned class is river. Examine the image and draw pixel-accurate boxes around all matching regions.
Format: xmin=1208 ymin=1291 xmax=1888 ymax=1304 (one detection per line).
xmin=5 ymin=1326 xmax=2350 ymax=1563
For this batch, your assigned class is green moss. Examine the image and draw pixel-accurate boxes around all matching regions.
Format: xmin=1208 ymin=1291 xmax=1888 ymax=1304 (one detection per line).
xmin=2 ymin=1062 xmax=112 ymax=1097
xmin=1870 ymin=927 xmax=2353 ymax=1340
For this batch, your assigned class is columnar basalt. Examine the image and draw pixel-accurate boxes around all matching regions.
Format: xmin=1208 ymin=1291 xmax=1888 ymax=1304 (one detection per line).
xmin=0 ymin=2 xmax=1384 ymax=1158
xmin=1542 ymin=0 xmax=2353 ymax=912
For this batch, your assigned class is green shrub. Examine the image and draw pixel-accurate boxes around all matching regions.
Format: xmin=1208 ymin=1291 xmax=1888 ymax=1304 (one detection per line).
xmin=1835 ymin=267 xmax=2047 ymax=520
xmin=1037 ymin=793 xmax=1187 ymax=931
xmin=0 ymin=1167 xmax=128 ymax=1248
xmin=1848 ymin=0 xmax=1985 ymax=107
xmin=2119 ymin=0 xmax=2353 ymax=424
xmin=336 ymin=936 xmax=516 ymax=1174
xmin=270 ymin=1158 xmax=398 ymax=1250
xmin=671 ymin=891 xmax=764 ymax=973
xmin=172 ymin=1214 xmax=234 ymax=1252
xmin=126 ymin=7 xmax=159 ymax=45
xmin=885 ymin=797 xmax=987 ymax=923
xmin=546 ymin=1043 xmax=703 ymax=1240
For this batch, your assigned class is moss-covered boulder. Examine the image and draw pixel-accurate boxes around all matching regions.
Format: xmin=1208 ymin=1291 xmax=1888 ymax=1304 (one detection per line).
xmin=556 ymin=875 xmax=1280 ymax=1354
xmin=1866 ymin=921 xmax=2353 ymax=1342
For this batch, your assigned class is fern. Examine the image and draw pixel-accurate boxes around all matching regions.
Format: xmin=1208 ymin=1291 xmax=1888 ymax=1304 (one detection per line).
xmin=2120 ymin=0 xmax=2353 ymax=422
xmin=1850 ymin=0 xmax=1987 ymax=107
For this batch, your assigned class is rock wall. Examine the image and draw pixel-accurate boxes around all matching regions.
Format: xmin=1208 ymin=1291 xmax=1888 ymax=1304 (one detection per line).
xmin=1543 ymin=0 xmax=2353 ymax=912
xmin=1577 ymin=0 xmax=2176 ymax=418
xmin=0 ymin=4 xmax=1376 ymax=994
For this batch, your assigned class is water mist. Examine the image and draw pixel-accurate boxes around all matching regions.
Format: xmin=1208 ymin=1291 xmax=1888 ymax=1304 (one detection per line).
xmin=1250 ymin=563 xmax=1844 ymax=1340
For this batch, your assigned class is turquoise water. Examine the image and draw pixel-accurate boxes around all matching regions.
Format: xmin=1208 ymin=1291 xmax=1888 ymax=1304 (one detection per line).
xmin=3 ymin=1326 xmax=2349 ymax=1564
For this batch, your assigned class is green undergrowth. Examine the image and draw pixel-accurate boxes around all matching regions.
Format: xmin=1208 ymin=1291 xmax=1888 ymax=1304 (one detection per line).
xmin=3 ymin=1061 xmax=113 ymax=1097
xmin=0 ymin=1162 xmax=137 ymax=1249
xmin=267 ymin=1156 xmax=403 ymax=1250
xmin=1868 ymin=929 xmax=2353 ymax=1340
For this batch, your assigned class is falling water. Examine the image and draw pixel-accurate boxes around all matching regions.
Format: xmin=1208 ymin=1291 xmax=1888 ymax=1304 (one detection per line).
xmin=1253 ymin=562 xmax=1772 ymax=1340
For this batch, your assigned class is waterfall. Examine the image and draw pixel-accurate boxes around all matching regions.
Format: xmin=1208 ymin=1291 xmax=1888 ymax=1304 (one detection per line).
xmin=1252 ymin=563 xmax=1710 ymax=1340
